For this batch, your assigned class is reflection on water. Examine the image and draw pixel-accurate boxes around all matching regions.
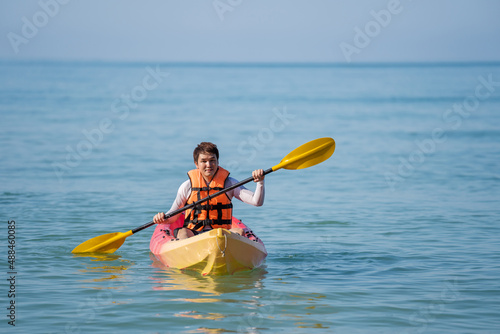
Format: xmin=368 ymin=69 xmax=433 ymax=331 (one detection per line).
xmin=184 ymin=327 xmax=238 ymax=334
xmin=149 ymin=254 xmax=333 ymax=330
xmin=150 ymin=253 xmax=267 ymax=296
xmin=175 ymin=310 xmax=226 ymax=320
xmin=73 ymin=253 xmax=123 ymax=261
xmin=151 ymin=255 xmax=269 ymax=331
xmin=295 ymin=322 xmax=330 ymax=329
xmin=73 ymin=253 xmax=134 ymax=287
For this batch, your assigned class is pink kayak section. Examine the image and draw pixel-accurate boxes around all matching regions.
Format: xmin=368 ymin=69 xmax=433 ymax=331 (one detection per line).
xmin=150 ymin=213 xmax=264 ymax=255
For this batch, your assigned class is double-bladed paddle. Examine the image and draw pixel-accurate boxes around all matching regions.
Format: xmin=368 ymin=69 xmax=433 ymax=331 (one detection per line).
xmin=72 ymin=137 xmax=335 ymax=254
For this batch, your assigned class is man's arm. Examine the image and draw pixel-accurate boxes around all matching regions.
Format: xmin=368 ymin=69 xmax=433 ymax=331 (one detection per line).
xmin=227 ymin=177 xmax=265 ymax=206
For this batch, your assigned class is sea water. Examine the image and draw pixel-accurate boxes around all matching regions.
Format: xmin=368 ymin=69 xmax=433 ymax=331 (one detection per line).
xmin=1 ymin=61 xmax=499 ymax=333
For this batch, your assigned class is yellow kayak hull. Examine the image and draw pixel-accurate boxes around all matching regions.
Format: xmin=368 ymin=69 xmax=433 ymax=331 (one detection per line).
xmin=150 ymin=216 xmax=267 ymax=275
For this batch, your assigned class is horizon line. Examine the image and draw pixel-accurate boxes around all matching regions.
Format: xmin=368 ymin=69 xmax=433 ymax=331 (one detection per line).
xmin=1 ymin=58 xmax=500 ymax=68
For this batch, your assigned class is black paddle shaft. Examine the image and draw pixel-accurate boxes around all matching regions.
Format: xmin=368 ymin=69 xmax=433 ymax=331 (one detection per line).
xmin=131 ymin=168 xmax=273 ymax=234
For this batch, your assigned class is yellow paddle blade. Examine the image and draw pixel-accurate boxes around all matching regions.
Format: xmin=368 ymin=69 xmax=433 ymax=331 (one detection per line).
xmin=272 ymin=137 xmax=335 ymax=171
xmin=71 ymin=230 xmax=133 ymax=254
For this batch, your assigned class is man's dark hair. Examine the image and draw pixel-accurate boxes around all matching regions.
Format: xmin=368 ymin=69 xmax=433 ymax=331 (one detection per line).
xmin=193 ymin=142 xmax=219 ymax=162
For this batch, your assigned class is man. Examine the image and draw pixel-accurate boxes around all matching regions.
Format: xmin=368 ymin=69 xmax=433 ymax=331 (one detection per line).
xmin=153 ymin=142 xmax=265 ymax=239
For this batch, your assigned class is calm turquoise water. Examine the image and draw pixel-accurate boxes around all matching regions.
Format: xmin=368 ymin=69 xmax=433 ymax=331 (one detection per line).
xmin=1 ymin=61 xmax=500 ymax=333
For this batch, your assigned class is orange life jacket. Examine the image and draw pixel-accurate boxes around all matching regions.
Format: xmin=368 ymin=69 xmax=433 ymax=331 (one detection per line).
xmin=184 ymin=167 xmax=233 ymax=231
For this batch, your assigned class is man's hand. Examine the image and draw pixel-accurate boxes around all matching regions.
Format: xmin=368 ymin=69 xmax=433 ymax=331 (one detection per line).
xmin=153 ymin=212 xmax=167 ymax=224
xmin=252 ymin=169 xmax=265 ymax=182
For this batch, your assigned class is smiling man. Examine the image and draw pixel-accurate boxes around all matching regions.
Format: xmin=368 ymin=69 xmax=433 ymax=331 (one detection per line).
xmin=153 ymin=142 xmax=265 ymax=239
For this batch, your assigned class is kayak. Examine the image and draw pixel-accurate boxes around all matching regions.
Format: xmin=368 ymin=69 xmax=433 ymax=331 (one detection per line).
xmin=150 ymin=214 xmax=267 ymax=275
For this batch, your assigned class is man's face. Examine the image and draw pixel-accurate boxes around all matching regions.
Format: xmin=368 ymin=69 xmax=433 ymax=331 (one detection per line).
xmin=195 ymin=153 xmax=218 ymax=180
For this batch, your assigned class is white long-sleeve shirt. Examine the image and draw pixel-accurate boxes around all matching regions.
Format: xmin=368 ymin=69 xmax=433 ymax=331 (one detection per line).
xmin=163 ymin=177 xmax=265 ymax=225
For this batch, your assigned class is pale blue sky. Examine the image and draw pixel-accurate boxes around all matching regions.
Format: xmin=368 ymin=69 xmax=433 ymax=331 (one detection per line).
xmin=1 ymin=0 xmax=499 ymax=63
